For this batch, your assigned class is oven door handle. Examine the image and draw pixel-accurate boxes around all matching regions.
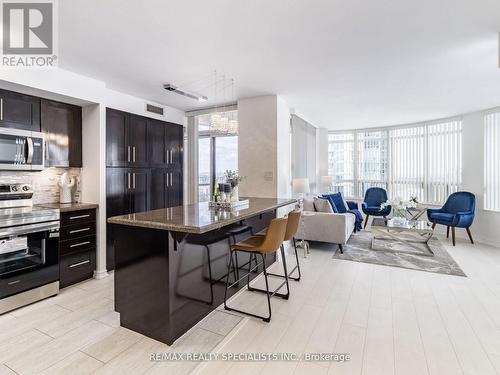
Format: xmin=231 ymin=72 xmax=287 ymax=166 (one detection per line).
xmin=26 ymin=137 xmax=34 ymax=164
xmin=0 ymin=221 xmax=59 ymax=238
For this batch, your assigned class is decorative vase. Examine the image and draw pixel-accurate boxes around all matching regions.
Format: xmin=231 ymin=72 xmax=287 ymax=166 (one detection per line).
xmin=231 ymin=185 xmax=239 ymax=202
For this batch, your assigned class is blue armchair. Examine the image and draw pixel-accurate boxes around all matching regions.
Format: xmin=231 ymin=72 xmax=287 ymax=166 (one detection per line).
xmin=362 ymin=187 xmax=391 ymax=228
xmin=427 ymin=191 xmax=476 ymax=246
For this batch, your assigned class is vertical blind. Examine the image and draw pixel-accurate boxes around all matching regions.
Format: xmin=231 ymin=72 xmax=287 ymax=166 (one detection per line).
xmin=485 ymin=111 xmax=500 ymax=211
xmin=292 ymin=115 xmax=317 ymax=192
xmin=328 ymin=118 xmax=462 ymax=204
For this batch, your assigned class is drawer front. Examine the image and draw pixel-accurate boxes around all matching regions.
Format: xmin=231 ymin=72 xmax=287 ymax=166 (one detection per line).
xmin=60 ymin=235 xmax=96 ymax=256
xmin=60 ymin=222 xmax=96 ymax=241
xmin=60 ymin=250 xmax=95 ymax=288
xmin=61 ymin=209 xmax=96 ymax=227
xmin=0 ymin=264 xmax=58 ymax=299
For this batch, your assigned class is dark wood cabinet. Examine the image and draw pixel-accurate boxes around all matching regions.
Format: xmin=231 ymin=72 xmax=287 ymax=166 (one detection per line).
xmin=0 ymin=89 xmax=40 ymax=131
xmin=59 ymin=209 xmax=97 ymax=289
xmin=147 ymin=119 xmax=168 ymax=167
xmin=166 ymin=124 xmax=183 ymax=169
xmin=106 ymin=109 xmax=129 ymax=167
xmin=106 ymin=108 xmax=183 ymax=270
xmin=150 ymin=169 xmax=168 ymax=210
xmin=106 ymin=109 xmax=149 ymax=167
xmin=41 ymin=99 xmax=82 ymax=167
xmin=129 ymin=115 xmax=148 ymax=167
xmin=169 ymin=169 xmax=183 ymax=207
xmin=150 ymin=169 xmax=183 ymax=210
xmin=129 ymin=168 xmax=150 ymax=213
xmin=148 ymin=119 xmax=183 ymax=169
xmin=106 ymin=167 xmax=151 ymax=269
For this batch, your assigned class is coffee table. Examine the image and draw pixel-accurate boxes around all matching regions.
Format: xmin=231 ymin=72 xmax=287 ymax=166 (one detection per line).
xmin=371 ymin=218 xmax=435 ymax=256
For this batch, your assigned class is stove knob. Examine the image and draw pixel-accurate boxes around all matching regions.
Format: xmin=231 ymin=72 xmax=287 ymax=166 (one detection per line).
xmin=22 ymin=185 xmax=30 ymax=191
xmin=11 ymin=186 xmax=18 ymax=192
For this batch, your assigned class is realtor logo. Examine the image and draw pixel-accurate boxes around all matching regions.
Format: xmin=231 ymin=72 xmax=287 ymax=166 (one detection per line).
xmin=1 ymin=0 xmax=58 ymax=67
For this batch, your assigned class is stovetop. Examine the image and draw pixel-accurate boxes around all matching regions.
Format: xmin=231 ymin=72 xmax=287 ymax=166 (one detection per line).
xmin=0 ymin=205 xmax=60 ymax=228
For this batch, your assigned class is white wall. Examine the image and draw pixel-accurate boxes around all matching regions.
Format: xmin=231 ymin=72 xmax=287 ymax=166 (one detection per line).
xmin=238 ymin=95 xmax=293 ymax=200
xmin=276 ymin=96 xmax=291 ymax=199
xmin=238 ymin=95 xmax=279 ymax=198
xmin=462 ymin=111 xmax=500 ymax=247
xmin=0 ymin=67 xmax=186 ymax=276
xmin=238 ymin=95 xmax=293 ymax=219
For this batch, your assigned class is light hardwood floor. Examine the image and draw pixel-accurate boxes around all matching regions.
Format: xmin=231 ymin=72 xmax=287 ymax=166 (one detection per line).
xmin=2 ymin=234 xmax=500 ymax=375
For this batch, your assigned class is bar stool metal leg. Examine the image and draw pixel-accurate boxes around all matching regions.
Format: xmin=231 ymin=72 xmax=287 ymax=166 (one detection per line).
xmin=223 ymin=249 xmax=273 ymax=322
xmin=267 ymin=238 xmax=301 ymax=281
xmin=247 ymin=251 xmax=290 ymax=300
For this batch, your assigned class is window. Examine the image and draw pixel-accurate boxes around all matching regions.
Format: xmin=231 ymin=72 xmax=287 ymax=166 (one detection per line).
xmin=358 ymin=131 xmax=388 ymax=195
xmin=328 ymin=119 xmax=462 ymax=204
xmin=485 ymin=111 xmax=500 ymax=211
xmin=328 ymin=133 xmax=355 ymax=197
xmin=198 ymin=137 xmax=211 ymax=202
xmin=196 ymin=111 xmax=239 ymax=202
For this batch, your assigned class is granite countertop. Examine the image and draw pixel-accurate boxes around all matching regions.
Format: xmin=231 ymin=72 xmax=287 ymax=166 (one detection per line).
xmin=107 ymin=197 xmax=297 ymax=234
xmin=40 ymin=202 xmax=99 ymax=213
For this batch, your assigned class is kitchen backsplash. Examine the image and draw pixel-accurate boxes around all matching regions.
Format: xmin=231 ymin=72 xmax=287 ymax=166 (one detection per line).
xmin=0 ymin=168 xmax=82 ymax=204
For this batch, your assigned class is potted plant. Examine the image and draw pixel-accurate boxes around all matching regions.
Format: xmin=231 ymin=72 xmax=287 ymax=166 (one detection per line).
xmin=224 ymin=170 xmax=245 ymax=202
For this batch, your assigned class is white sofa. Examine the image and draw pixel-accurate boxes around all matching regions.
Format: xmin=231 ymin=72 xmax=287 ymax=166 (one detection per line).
xmin=295 ymin=197 xmax=356 ymax=252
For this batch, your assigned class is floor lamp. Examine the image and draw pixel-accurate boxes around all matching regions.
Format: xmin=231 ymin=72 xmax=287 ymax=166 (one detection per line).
xmin=293 ymin=178 xmax=310 ymax=257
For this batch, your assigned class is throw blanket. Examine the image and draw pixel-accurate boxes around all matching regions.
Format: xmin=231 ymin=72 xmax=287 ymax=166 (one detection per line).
xmin=347 ymin=209 xmax=363 ymax=232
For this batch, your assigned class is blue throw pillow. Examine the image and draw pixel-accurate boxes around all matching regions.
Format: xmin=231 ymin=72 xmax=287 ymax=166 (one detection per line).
xmin=321 ymin=194 xmax=338 ymax=213
xmin=323 ymin=193 xmax=348 ymax=213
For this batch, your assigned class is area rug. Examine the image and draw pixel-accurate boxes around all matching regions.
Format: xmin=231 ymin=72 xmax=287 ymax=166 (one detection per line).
xmin=332 ymin=231 xmax=466 ymax=277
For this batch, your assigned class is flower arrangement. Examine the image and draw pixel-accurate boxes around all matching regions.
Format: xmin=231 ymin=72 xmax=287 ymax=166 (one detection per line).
xmin=381 ymin=197 xmax=418 ymax=222
xmin=224 ymin=170 xmax=245 ymax=188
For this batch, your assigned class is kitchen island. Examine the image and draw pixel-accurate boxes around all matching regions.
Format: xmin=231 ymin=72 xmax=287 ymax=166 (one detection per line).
xmin=107 ymin=197 xmax=296 ymax=345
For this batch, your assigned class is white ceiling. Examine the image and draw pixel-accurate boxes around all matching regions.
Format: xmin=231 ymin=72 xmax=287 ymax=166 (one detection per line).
xmin=59 ymin=0 xmax=500 ymax=129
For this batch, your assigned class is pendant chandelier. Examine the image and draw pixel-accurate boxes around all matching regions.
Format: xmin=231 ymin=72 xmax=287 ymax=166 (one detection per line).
xmin=209 ymin=76 xmax=238 ymax=135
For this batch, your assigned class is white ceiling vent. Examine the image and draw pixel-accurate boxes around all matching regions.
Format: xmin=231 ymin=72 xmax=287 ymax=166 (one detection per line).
xmin=145 ymin=103 xmax=165 ymax=117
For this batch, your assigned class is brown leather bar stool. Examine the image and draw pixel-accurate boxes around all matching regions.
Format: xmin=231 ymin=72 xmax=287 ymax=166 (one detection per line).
xmin=265 ymin=210 xmax=302 ymax=281
xmin=223 ymin=217 xmax=289 ymax=322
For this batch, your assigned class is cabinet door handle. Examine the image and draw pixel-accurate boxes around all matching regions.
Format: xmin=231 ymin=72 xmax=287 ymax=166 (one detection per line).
xmin=127 ymin=172 xmax=131 ymax=189
xmin=70 ymin=241 xmax=91 ymax=248
xmin=69 ymin=214 xmax=90 ymax=220
xmin=0 ymin=98 xmax=3 ymax=121
xmin=133 ymin=173 xmax=136 ymax=189
xmin=69 ymin=227 xmax=90 ymax=234
xmin=127 ymin=146 xmax=131 ymax=162
xmin=8 ymin=280 xmax=20 ymax=285
xmin=133 ymin=146 xmax=136 ymax=162
xmin=69 ymin=260 xmax=90 ymax=268
xmin=166 ymin=149 xmax=169 ymax=164
xmin=170 ymin=148 xmax=173 ymax=164
xmin=170 ymin=172 xmax=173 ymax=187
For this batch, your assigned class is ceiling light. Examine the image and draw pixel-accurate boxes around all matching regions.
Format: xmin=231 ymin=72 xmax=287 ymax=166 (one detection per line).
xmin=163 ymin=84 xmax=208 ymax=102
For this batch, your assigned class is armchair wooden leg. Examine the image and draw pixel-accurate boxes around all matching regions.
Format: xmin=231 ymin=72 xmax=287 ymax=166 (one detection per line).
xmin=446 ymin=226 xmax=450 ymax=238
xmin=364 ymin=215 xmax=369 ymax=229
xmin=432 ymin=223 xmax=436 ymax=230
xmin=451 ymin=227 xmax=456 ymax=246
xmin=466 ymin=227 xmax=474 ymax=244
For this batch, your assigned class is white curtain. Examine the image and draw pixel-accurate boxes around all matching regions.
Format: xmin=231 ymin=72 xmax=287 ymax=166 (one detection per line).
xmin=291 ymin=115 xmax=317 ymax=193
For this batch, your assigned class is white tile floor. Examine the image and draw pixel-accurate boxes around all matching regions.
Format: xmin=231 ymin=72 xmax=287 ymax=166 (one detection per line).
xmin=2 ymin=233 xmax=500 ymax=375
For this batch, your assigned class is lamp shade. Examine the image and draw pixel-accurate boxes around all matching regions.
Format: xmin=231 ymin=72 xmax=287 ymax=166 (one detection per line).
xmin=321 ymin=176 xmax=333 ymax=185
xmin=292 ymin=178 xmax=310 ymax=194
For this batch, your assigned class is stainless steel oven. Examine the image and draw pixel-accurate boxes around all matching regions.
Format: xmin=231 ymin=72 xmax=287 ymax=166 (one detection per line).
xmin=0 ymin=128 xmax=44 ymax=171
xmin=0 ymin=183 xmax=59 ymax=314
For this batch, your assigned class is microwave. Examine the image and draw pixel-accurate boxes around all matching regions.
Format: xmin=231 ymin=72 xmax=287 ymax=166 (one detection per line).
xmin=0 ymin=128 xmax=44 ymax=170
